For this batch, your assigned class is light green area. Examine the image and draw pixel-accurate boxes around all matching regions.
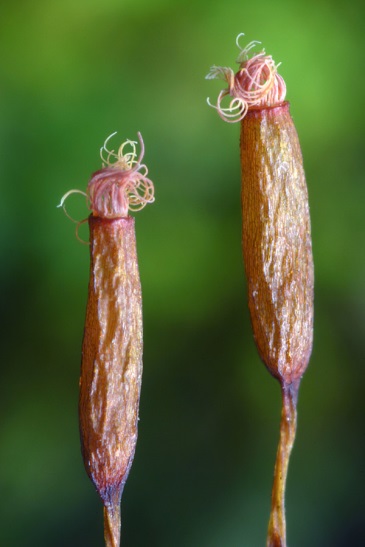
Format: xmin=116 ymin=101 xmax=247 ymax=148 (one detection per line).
xmin=0 ymin=0 xmax=363 ymax=545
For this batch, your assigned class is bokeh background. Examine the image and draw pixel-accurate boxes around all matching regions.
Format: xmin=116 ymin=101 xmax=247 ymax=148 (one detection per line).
xmin=1 ymin=0 xmax=364 ymax=545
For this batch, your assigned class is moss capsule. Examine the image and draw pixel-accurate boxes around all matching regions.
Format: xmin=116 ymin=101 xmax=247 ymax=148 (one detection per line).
xmin=240 ymin=103 xmax=314 ymax=386
xmin=59 ymin=132 xmax=154 ymax=547
xmin=207 ymin=35 xmax=314 ymax=546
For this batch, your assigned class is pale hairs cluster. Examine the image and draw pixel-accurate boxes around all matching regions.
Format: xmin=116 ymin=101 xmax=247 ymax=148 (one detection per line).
xmin=206 ymin=33 xmax=287 ymax=123
xmin=58 ymin=132 xmax=155 ymax=228
xmin=88 ymin=132 xmax=154 ymax=218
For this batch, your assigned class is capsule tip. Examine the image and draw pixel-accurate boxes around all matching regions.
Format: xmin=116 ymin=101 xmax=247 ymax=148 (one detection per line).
xmin=206 ymin=33 xmax=287 ymax=123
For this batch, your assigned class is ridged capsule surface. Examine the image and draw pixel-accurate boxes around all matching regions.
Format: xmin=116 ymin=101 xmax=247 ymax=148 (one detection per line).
xmin=240 ymin=102 xmax=314 ymax=384
xmin=79 ymin=215 xmax=143 ymax=510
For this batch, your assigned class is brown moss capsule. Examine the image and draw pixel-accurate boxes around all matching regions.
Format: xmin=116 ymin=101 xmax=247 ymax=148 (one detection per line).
xmin=207 ymin=35 xmax=314 ymax=546
xmin=80 ymin=215 xmax=142 ymax=546
xmin=241 ymin=103 xmax=314 ymax=546
xmin=240 ymin=103 xmax=314 ymax=386
xmin=59 ymin=132 xmax=154 ymax=547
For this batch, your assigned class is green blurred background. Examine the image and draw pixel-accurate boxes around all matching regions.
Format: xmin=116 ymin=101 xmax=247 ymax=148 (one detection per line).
xmin=1 ymin=0 xmax=364 ymax=545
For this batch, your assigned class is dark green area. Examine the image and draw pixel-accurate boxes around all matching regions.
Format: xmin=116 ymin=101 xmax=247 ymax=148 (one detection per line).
xmin=0 ymin=1 xmax=364 ymax=545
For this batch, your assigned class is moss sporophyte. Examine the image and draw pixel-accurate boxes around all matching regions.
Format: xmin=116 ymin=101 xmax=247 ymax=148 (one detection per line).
xmin=207 ymin=34 xmax=314 ymax=546
xmin=59 ymin=133 xmax=155 ymax=547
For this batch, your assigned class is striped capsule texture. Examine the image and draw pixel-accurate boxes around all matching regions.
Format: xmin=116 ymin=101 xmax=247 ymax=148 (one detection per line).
xmin=79 ymin=215 xmax=142 ymax=542
xmin=240 ymin=103 xmax=314 ymax=385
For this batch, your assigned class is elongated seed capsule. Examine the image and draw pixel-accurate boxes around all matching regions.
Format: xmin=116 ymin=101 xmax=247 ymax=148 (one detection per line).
xmin=80 ymin=215 xmax=141 ymax=546
xmin=240 ymin=103 xmax=313 ymax=387
xmin=241 ymin=104 xmax=313 ymax=547
xmin=59 ymin=132 xmax=154 ymax=547
xmin=207 ymin=35 xmax=314 ymax=547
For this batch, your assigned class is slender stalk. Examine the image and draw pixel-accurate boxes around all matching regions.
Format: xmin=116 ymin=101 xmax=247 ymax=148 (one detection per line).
xmin=104 ymin=503 xmax=121 ymax=547
xmin=267 ymin=382 xmax=299 ymax=547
